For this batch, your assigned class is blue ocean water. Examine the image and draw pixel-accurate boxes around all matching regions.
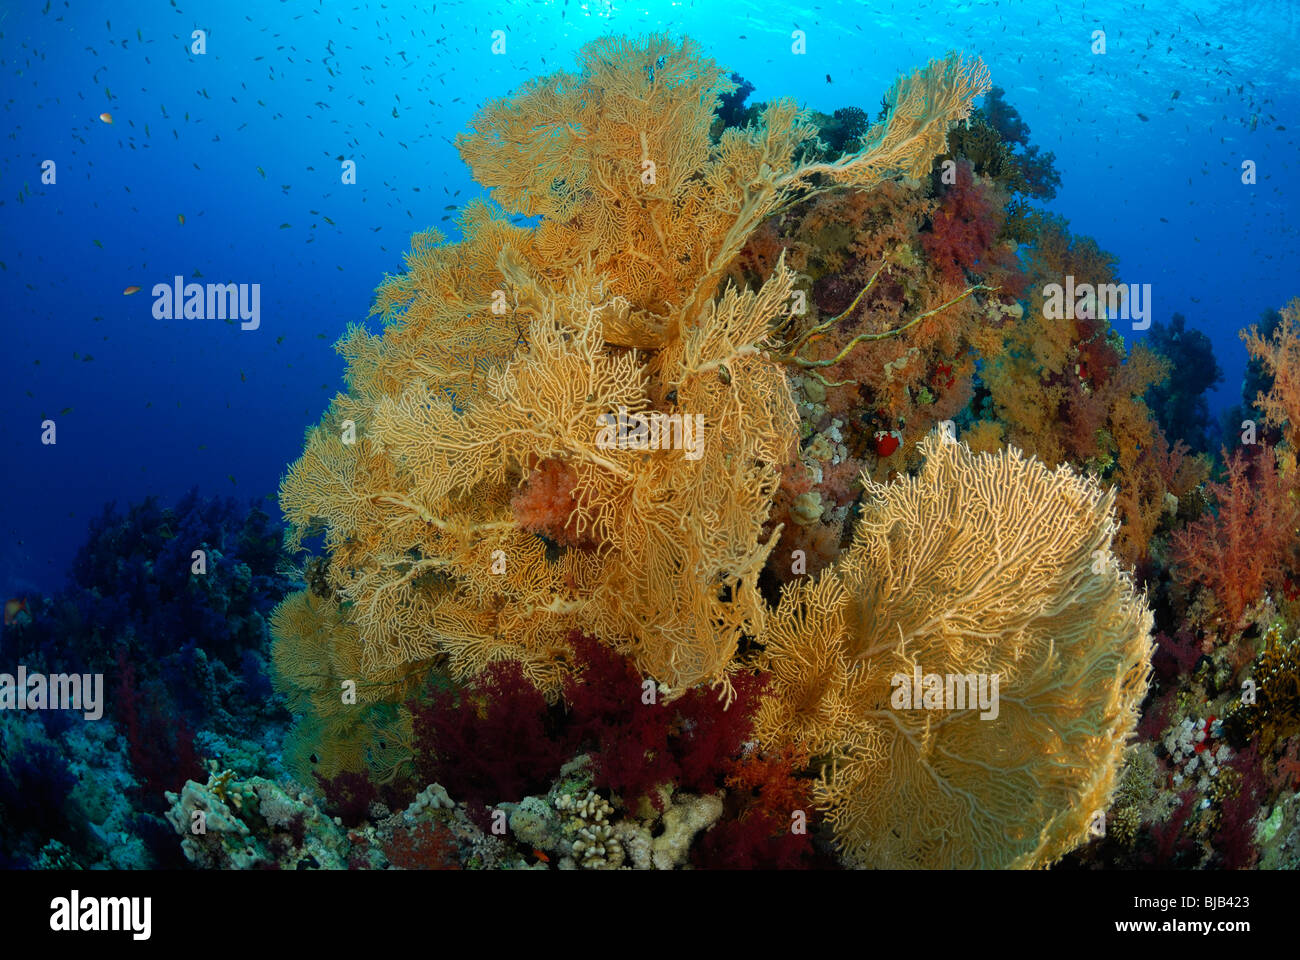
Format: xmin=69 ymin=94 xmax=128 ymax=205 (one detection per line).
xmin=1 ymin=0 xmax=1296 ymax=594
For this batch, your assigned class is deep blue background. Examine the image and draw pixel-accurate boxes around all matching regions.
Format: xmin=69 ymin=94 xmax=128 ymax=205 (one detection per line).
xmin=1 ymin=0 xmax=1296 ymax=593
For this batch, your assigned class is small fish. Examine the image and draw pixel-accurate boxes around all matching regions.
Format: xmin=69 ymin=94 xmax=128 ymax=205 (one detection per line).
xmin=532 ymin=849 xmax=550 ymax=863
xmin=99 ymin=111 xmax=113 ymax=123
xmin=177 ymin=213 xmax=185 ymax=225
xmin=4 ymin=598 xmax=30 ymax=627
xmin=825 ymin=74 xmax=832 ymax=83
xmin=60 ymin=406 xmax=73 ymax=415
xmin=257 ymin=165 xmax=267 ymax=178
xmin=1136 ymin=113 xmax=1149 ymax=122
xmin=123 ymin=285 xmax=141 ymax=295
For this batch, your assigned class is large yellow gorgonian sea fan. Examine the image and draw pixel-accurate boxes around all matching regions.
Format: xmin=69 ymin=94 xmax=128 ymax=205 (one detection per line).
xmin=275 ymin=35 xmax=991 ymax=712
xmin=755 ymin=432 xmax=1154 ymax=868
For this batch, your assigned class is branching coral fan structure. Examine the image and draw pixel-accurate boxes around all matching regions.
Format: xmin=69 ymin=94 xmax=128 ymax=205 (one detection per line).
xmin=756 ymin=434 xmax=1154 ymax=868
xmin=276 ymin=35 xmax=990 ymax=704
xmin=272 ymin=34 xmax=1155 ymax=868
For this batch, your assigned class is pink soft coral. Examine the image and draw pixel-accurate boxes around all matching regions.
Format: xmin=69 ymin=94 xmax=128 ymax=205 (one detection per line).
xmin=510 ymin=458 xmax=595 ymax=548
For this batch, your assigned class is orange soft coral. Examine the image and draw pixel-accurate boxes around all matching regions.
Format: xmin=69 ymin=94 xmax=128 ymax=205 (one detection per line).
xmin=1171 ymin=446 xmax=1300 ymax=630
xmin=1243 ymin=298 xmax=1300 ymax=448
xmin=978 ymin=213 xmax=1172 ymax=561
xmin=510 ymin=459 xmax=595 ymax=549
xmin=765 ymin=461 xmax=845 ymax=582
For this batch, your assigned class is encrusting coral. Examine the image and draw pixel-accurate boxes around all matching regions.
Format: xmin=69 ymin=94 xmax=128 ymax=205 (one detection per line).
xmin=755 ymin=432 xmax=1154 ymax=868
xmin=275 ymin=35 xmax=992 ymax=710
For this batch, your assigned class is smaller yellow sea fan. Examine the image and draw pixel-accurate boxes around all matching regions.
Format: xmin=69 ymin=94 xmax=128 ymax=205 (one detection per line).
xmin=270 ymin=590 xmax=425 ymax=784
xmin=756 ymin=432 xmax=1154 ymax=868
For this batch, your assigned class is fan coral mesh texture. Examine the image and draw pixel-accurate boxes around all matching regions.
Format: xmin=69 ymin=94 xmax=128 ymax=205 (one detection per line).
xmin=275 ymin=35 xmax=989 ymax=701
xmin=755 ymin=432 xmax=1154 ymax=868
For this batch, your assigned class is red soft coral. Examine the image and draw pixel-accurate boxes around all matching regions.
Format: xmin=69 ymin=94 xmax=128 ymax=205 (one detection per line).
xmin=315 ymin=770 xmax=379 ymax=827
xmin=562 ymin=634 xmax=677 ymax=807
xmin=921 ymin=160 xmax=1002 ymax=287
xmin=1216 ymin=745 xmax=1264 ymax=869
xmin=562 ymin=632 xmax=764 ymax=809
xmin=1150 ymin=628 xmax=1204 ymax=685
xmin=673 ymin=670 xmax=766 ymax=794
xmin=115 ymin=649 xmax=202 ymax=808
xmin=1146 ymin=789 xmax=1197 ymax=866
xmin=1273 ymin=738 xmax=1300 ymax=793
xmin=410 ymin=660 xmax=567 ymax=825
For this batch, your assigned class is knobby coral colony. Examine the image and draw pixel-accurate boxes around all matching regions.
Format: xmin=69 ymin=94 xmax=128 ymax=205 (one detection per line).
xmin=272 ymin=34 xmax=1159 ymax=869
